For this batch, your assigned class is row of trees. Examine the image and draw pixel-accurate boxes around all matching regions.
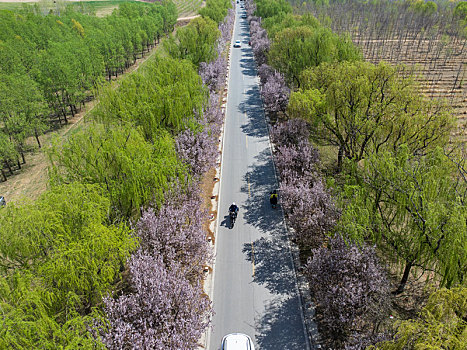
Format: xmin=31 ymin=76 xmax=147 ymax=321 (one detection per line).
xmin=246 ymin=0 xmax=466 ymax=348
xmin=0 ymin=1 xmax=177 ymax=181
xmin=0 ymin=0 xmax=235 ymax=346
xmin=101 ymin=1 xmax=235 ymax=346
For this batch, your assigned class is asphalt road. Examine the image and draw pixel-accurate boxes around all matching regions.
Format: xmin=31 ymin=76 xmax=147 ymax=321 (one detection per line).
xmin=207 ymin=6 xmax=310 ymax=350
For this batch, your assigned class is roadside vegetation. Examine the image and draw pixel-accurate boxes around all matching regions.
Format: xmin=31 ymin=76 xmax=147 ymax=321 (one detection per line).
xmin=0 ymin=0 xmax=234 ymax=347
xmin=246 ymin=0 xmax=466 ymax=348
xmin=0 ymin=1 xmax=177 ymax=183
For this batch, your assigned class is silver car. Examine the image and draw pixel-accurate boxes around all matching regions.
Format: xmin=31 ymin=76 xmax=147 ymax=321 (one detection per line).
xmin=221 ymin=333 xmax=255 ymax=350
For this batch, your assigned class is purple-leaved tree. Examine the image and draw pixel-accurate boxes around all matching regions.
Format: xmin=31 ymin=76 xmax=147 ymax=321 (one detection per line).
xmin=269 ymin=119 xmax=335 ymax=247
xmin=270 ymin=118 xmax=310 ymax=146
xmin=250 ymin=19 xmax=270 ymax=66
xmin=258 ymin=64 xmax=274 ymax=85
xmin=136 ymin=184 xmax=212 ymax=281
xmin=199 ymin=54 xmax=228 ymax=93
xmin=204 ymin=92 xmax=224 ymax=136
xmin=260 ymin=71 xmax=290 ymax=118
xmin=306 ymin=236 xmax=390 ymax=348
xmin=176 ymin=128 xmax=219 ymax=177
xmin=103 ymin=252 xmax=212 ymax=350
xmin=280 ymin=179 xmax=338 ymax=248
xmin=218 ymin=8 xmax=235 ymax=46
xmin=245 ymin=0 xmax=256 ymax=18
xmin=274 ymin=141 xmax=319 ymax=183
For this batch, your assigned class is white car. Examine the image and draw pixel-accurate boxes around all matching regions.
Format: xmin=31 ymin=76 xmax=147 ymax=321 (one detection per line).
xmin=221 ymin=333 xmax=255 ymax=350
xmin=234 ymin=40 xmax=241 ymax=48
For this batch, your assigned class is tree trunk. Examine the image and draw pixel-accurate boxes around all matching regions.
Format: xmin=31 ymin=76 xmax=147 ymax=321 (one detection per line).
xmin=34 ymin=128 xmax=42 ymax=149
xmin=5 ymin=160 xmax=13 ymax=175
xmin=393 ymin=260 xmax=413 ymax=294
xmin=62 ymin=109 xmax=68 ymax=124
xmin=0 ymin=169 xmax=6 ymax=181
xmin=337 ymin=145 xmax=344 ymax=173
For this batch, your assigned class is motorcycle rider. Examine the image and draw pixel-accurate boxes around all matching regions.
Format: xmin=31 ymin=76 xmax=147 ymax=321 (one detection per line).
xmin=229 ymin=202 xmax=239 ymax=227
xmin=229 ymin=202 xmax=239 ymax=216
xmin=270 ymin=190 xmax=278 ymax=208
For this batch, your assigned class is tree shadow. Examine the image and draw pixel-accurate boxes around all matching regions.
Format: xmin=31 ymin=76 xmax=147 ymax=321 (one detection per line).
xmin=240 ymin=148 xmax=282 ymax=234
xmin=255 ymin=295 xmax=308 ymax=350
xmin=243 ymin=235 xmax=296 ymax=295
xmin=239 ymin=53 xmax=257 ymax=77
xmin=238 ymin=87 xmax=269 ymax=139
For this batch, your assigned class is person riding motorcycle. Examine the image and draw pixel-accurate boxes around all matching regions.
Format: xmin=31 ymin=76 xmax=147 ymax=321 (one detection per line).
xmin=270 ymin=190 xmax=278 ymax=208
xmin=229 ymin=202 xmax=239 ymax=216
xmin=229 ymin=202 xmax=239 ymax=227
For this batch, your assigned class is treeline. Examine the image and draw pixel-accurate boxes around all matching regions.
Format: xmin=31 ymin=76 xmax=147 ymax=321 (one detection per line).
xmin=0 ymin=1 xmax=177 ymax=181
xmin=245 ymin=0 xmax=466 ymax=348
xmin=0 ymin=0 xmax=234 ymax=347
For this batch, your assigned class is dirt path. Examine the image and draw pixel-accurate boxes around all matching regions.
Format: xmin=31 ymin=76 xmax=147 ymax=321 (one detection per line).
xmin=0 ymin=16 xmax=196 ymax=204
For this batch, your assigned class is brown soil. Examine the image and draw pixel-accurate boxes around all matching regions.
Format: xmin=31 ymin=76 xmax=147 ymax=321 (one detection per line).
xmin=355 ymin=35 xmax=467 ymax=141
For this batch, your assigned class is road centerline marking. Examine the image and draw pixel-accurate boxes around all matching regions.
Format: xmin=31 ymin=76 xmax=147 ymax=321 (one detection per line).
xmin=251 ymin=241 xmax=255 ymax=277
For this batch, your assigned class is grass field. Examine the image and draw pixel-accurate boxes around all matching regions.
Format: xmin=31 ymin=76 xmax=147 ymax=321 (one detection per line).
xmin=0 ymin=0 xmax=205 ymax=17
xmin=0 ymin=0 xmax=137 ymax=16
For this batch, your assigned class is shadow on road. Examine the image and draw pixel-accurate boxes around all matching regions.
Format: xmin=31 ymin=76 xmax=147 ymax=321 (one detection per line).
xmin=240 ymin=148 xmax=282 ymax=234
xmin=243 ymin=235 xmax=295 ymax=295
xmin=239 ymin=87 xmax=269 ymax=139
xmin=240 ymin=148 xmax=297 ymax=292
xmin=239 ymin=146 xmax=307 ymax=348
xmin=255 ymin=296 xmax=307 ymax=350
xmin=239 ymin=53 xmax=256 ymax=77
xmin=220 ymin=214 xmax=232 ymax=228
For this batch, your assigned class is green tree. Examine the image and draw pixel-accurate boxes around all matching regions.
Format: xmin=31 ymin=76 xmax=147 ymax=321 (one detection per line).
xmin=454 ymin=1 xmax=467 ymax=20
xmin=373 ymin=287 xmax=467 ymax=349
xmin=93 ymin=55 xmax=206 ymax=140
xmin=199 ymin=0 xmax=231 ymax=24
xmin=0 ymin=183 xmax=135 ymax=348
xmin=340 ymin=147 xmax=466 ymax=293
xmin=168 ymin=16 xmax=220 ymax=66
xmin=255 ymin=0 xmax=292 ymax=19
xmin=48 ymin=123 xmax=187 ymax=220
xmin=268 ymin=26 xmax=361 ymax=86
xmin=288 ymin=61 xmax=455 ymax=171
xmin=262 ymin=12 xmax=321 ymax=39
xmin=0 ymin=131 xmax=19 ymax=179
xmin=0 ymin=73 xmax=47 ymax=156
